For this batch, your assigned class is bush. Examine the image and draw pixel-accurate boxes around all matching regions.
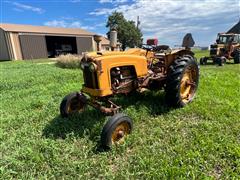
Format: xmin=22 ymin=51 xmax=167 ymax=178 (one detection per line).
xmin=56 ymin=54 xmax=82 ymax=69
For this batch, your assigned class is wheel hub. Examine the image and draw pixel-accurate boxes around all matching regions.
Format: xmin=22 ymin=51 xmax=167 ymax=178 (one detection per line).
xmin=68 ymin=97 xmax=85 ymax=113
xmin=111 ymin=122 xmax=130 ymax=144
xmin=180 ymin=67 xmax=197 ymax=103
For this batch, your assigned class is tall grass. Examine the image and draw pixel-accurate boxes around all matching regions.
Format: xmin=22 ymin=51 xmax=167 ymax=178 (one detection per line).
xmin=56 ymin=54 xmax=82 ymax=69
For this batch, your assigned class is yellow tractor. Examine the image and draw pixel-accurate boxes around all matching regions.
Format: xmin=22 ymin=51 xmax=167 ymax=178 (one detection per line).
xmin=200 ymin=33 xmax=240 ymax=65
xmin=60 ymin=39 xmax=199 ymax=149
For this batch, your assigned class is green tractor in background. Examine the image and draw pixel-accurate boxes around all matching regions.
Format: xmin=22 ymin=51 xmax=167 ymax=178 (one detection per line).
xmin=200 ymin=33 xmax=240 ymax=66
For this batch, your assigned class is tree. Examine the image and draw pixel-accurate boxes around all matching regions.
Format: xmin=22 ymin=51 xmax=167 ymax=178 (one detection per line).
xmin=106 ymin=12 xmax=142 ymax=50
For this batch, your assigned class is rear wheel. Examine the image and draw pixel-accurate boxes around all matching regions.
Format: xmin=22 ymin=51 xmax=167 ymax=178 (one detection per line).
xmin=234 ymin=49 xmax=240 ymax=64
xmin=101 ymin=113 xmax=133 ymax=149
xmin=60 ymin=92 xmax=87 ymax=117
xmin=165 ymin=55 xmax=199 ymax=107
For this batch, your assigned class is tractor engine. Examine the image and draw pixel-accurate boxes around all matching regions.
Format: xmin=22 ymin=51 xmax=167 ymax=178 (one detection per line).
xmin=110 ymin=66 xmax=137 ymax=94
xmin=210 ymin=44 xmax=218 ymax=56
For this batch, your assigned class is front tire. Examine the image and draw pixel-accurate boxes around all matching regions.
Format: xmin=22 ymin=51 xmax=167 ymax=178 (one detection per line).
xmin=101 ymin=113 xmax=133 ymax=149
xmin=200 ymin=57 xmax=207 ymax=65
xmin=165 ymin=55 xmax=199 ymax=107
xmin=60 ymin=92 xmax=87 ymax=117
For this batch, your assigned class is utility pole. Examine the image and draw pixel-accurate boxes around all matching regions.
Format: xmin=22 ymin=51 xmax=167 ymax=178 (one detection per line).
xmin=136 ymin=16 xmax=140 ymax=30
xmin=136 ymin=16 xmax=141 ymax=47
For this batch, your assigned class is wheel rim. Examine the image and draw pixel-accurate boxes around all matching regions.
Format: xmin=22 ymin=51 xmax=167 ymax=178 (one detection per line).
xmin=67 ymin=97 xmax=84 ymax=113
xmin=111 ymin=122 xmax=130 ymax=144
xmin=180 ymin=66 xmax=197 ymax=103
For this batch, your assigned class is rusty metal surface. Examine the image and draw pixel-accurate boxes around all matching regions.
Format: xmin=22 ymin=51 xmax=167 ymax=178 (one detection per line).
xmin=87 ymin=98 xmax=120 ymax=115
xmin=79 ymin=38 xmax=196 ymax=112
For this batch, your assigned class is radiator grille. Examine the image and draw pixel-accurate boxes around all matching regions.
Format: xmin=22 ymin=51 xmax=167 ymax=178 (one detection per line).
xmin=210 ymin=49 xmax=217 ymax=55
xmin=83 ymin=66 xmax=99 ymax=89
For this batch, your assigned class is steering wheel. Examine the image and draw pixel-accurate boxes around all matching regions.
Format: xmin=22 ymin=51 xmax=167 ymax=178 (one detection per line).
xmin=142 ymin=44 xmax=153 ymax=51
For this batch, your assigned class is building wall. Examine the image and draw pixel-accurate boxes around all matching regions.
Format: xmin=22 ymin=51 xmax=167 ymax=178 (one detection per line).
xmin=19 ymin=35 xmax=48 ymax=59
xmin=1 ymin=30 xmax=96 ymax=60
xmin=76 ymin=36 xmax=94 ymax=54
xmin=101 ymin=44 xmax=121 ymax=51
xmin=101 ymin=45 xmax=110 ymax=51
xmin=5 ymin=32 xmax=15 ymax=59
xmin=10 ymin=32 xmax=23 ymax=60
xmin=0 ymin=29 xmax=10 ymax=60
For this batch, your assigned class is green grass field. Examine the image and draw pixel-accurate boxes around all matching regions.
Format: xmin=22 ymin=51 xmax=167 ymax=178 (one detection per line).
xmin=1 ymin=51 xmax=240 ymax=179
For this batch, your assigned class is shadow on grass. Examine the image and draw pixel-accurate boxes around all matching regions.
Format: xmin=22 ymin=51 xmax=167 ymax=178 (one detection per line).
xmin=42 ymin=90 xmax=172 ymax=148
xmin=42 ymin=109 xmax=105 ymax=141
xmin=116 ymin=90 xmax=171 ymax=116
xmin=198 ymin=60 xmax=235 ymax=66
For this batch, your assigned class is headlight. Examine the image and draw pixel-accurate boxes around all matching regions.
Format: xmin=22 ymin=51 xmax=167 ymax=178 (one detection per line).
xmin=89 ymin=62 xmax=97 ymax=72
xmin=80 ymin=62 xmax=85 ymax=70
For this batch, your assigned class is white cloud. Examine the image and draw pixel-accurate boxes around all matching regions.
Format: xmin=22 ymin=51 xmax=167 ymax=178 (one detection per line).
xmin=44 ymin=20 xmax=68 ymax=28
xmin=99 ymin=0 xmax=112 ymax=3
xmin=69 ymin=0 xmax=81 ymax=3
xmin=99 ymin=0 xmax=128 ymax=4
xmin=89 ymin=8 xmax=116 ymax=16
xmin=6 ymin=1 xmax=45 ymax=14
xmin=12 ymin=8 xmax=24 ymax=12
xmin=44 ymin=19 xmax=95 ymax=30
xmin=60 ymin=16 xmax=76 ymax=20
xmin=81 ymin=25 xmax=96 ymax=30
xmin=90 ymin=0 xmax=239 ymax=45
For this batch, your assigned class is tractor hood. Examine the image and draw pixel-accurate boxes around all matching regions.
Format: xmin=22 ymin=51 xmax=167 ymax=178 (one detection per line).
xmin=211 ymin=43 xmax=225 ymax=48
xmin=80 ymin=48 xmax=148 ymax=74
xmin=85 ymin=48 xmax=147 ymax=59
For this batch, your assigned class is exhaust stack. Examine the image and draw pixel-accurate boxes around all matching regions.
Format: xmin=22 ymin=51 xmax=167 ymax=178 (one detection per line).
xmin=110 ymin=26 xmax=117 ymax=51
xmin=94 ymin=34 xmax=102 ymax=51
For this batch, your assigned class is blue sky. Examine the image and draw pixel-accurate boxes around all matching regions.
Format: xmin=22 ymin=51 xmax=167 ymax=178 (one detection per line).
xmin=1 ymin=0 xmax=239 ymax=46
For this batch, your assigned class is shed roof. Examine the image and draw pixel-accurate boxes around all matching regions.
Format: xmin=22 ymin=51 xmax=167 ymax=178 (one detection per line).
xmin=227 ymin=20 xmax=240 ymax=34
xmin=0 ymin=23 xmax=94 ymax=36
xmin=101 ymin=36 xmax=110 ymax=45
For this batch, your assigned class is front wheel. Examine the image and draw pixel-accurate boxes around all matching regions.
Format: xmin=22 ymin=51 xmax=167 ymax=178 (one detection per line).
xmin=200 ymin=57 xmax=207 ymax=65
xmin=60 ymin=92 xmax=87 ymax=117
xmin=165 ymin=55 xmax=199 ymax=107
xmin=101 ymin=113 xmax=133 ymax=149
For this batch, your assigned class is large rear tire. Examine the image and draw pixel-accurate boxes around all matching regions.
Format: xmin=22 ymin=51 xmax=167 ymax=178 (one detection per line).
xmin=60 ymin=92 xmax=87 ymax=117
xmin=165 ymin=55 xmax=199 ymax=107
xmin=234 ymin=49 xmax=240 ymax=64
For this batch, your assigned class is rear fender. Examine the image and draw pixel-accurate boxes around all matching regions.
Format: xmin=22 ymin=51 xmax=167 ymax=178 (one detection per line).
xmin=171 ymin=49 xmax=194 ymax=57
xmin=165 ymin=49 xmax=195 ymax=67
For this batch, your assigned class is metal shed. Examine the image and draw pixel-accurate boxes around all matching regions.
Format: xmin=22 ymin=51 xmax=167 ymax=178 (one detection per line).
xmin=0 ymin=23 xmax=96 ymax=60
xmin=227 ymin=20 xmax=240 ymax=34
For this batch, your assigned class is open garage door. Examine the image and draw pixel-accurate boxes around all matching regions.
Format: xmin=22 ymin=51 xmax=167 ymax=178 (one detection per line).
xmin=45 ymin=36 xmax=77 ymax=58
xmin=19 ymin=35 xmax=48 ymax=60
